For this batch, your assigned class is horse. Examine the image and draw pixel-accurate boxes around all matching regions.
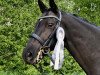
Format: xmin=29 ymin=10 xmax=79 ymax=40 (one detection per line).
xmin=22 ymin=0 xmax=100 ymax=75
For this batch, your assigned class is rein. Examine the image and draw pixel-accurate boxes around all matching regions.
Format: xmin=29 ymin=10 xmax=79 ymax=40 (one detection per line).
xmin=31 ymin=11 xmax=62 ymax=64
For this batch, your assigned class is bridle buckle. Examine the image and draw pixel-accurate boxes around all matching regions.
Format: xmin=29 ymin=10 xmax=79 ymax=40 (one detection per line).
xmin=40 ymin=46 xmax=50 ymax=54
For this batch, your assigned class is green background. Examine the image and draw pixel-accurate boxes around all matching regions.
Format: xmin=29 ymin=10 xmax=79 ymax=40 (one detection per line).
xmin=0 ymin=0 xmax=100 ymax=75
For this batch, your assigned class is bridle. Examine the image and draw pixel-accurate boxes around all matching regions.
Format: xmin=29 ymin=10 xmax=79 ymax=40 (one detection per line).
xmin=30 ymin=11 xmax=62 ymax=64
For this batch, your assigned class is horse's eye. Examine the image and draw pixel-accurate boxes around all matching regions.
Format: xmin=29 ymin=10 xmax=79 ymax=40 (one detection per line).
xmin=48 ymin=23 xmax=54 ymax=28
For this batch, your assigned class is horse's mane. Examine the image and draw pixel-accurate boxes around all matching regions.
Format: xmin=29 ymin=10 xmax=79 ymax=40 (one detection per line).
xmin=72 ymin=13 xmax=97 ymax=26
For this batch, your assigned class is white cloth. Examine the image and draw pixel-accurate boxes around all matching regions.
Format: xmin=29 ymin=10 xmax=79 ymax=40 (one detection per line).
xmin=50 ymin=27 xmax=65 ymax=70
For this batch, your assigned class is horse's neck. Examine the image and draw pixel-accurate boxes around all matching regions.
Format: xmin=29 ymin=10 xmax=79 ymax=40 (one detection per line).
xmin=61 ymin=12 xmax=100 ymax=75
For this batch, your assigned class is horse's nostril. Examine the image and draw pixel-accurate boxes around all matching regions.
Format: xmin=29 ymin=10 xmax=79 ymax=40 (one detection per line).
xmin=27 ymin=52 xmax=33 ymax=61
xmin=27 ymin=52 xmax=32 ymax=57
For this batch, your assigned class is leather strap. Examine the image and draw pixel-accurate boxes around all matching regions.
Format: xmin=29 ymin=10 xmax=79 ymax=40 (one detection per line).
xmin=31 ymin=33 xmax=44 ymax=46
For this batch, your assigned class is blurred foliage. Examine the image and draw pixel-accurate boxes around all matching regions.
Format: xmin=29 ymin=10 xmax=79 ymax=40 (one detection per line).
xmin=0 ymin=0 xmax=100 ymax=75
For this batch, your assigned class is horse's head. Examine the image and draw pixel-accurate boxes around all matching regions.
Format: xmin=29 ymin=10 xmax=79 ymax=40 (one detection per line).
xmin=22 ymin=0 xmax=62 ymax=65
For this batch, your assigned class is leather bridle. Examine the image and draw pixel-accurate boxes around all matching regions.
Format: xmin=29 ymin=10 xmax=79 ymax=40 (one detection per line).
xmin=30 ymin=11 xmax=62 ymax=63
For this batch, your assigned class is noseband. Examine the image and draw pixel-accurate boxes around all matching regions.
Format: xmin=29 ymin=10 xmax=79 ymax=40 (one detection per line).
xmin=30 ymin=11 xmax=62 ymax=63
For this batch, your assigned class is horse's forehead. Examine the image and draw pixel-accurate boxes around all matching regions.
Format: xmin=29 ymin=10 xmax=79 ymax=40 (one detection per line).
xmin=48 ymin=11 xmax=56 ymax=16
xmin=43 ymin=11 xmax=56 ymax=16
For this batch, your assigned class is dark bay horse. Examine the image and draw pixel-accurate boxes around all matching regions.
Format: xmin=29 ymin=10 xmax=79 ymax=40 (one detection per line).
xmin=22 ymin=0 xmax=100 ymax=75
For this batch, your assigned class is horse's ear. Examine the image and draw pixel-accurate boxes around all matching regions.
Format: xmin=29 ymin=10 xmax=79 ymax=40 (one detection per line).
xmin=49 ymin=0 xmax=58 ymax=13
xmin=38 ymin=0 xmax=48 ymax=13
